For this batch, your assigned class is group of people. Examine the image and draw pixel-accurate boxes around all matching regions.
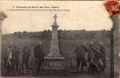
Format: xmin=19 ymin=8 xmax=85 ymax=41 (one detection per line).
xmin=75 ymin=41 xmax=106 ymax=74
xmin=5 ymin=42 xmax=44 ymax=75
xmin=4 ymin=41 xmax=106 ymax=75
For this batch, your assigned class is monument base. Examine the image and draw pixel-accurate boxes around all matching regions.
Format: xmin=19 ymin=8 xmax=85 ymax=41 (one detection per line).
xmin=44 ymin=56 xmax=65 ymax=70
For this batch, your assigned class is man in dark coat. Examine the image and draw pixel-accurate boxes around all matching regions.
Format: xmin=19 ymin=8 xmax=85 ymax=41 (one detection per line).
xmin=22 ymin=43 xmax=31 ymax=74
xmin=88 ymin=41 xmax=105 ymax=74
xmin=98 ymin=42 xmax=106 ymax=72
xmin=87 ymin=41 xmax=100 ymax=74
xmin=75 ymin=43 xmax=88 ymax=72
xmin=34 ymin=41 xmax=45 ymax=75
xmin=12 ymin=44 xmax=20 ymax=71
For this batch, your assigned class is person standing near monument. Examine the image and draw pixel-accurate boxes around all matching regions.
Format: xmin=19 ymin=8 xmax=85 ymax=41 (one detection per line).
xmin=6 ymin=42 xmax=14 ymax=74
xmin=98 ymin=42 xmax=106 ymax=72
xmin=6 ymin=42 xmax=19 ymax=73
xmin=87 ymin=41 xmax=105 ymax=74
xmin=87 ymin=41 xmax=99 ymax=74
xmin=12 ymin=43 xmax=20 ymax=72
xmin=34 ymin=41 xmax=45 ymax=75
xmin=75 ymin=42 xmax=88 ymax=72
xmin=22 ymin=43 xmax=31 ymax=74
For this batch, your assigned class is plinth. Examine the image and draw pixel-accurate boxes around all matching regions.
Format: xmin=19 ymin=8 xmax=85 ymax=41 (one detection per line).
xmin=44 ymin=56 xmax=65 ymax=70
xmin=44 ymin=14 xmax=65 ymax=70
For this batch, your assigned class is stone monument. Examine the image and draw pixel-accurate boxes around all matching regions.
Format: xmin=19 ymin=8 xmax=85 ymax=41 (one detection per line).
xmin=45 ymin=14 xmax=65 ymax=70
xmin=0 ymin=11 xmax=7 ymax=75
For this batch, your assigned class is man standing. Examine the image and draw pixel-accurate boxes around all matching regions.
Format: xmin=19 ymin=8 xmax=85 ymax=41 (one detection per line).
xmin=75 ymin=42 xmax=88 ymax=72
xmin=6 ymin=42 xmax=14 ymax=74
xmin=87 ymin=41 xmax=99 ymax=74
xmin=98 ymin=42 xmax=106 ymax=72
xmin=34 ymin=41 xmax=45 ymax=75
xmin=22 ymin=43 xmax=31 ymax=74
xmin=13 ymin=43 xmax=19 ymax=71
xmin=6 ymin=43 xmax=19 ymax=74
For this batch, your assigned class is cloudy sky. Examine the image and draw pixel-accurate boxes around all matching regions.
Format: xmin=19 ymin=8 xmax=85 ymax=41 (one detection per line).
xmin=1 ymin=1 xmax=112 ymax=34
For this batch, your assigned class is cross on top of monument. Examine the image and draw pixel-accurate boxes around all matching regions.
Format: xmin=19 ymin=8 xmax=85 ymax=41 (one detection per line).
xmin=54 ymin=14 xmax=57 ymax=21
xmin=53 ymin=14 xmax=58 ymax=26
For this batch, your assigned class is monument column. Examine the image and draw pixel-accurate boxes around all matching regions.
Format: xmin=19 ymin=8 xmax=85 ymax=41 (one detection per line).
xmin=45 ymin=14 xmax=65 ymax=70
xmin=47 ymin=14 xmax=63 ymax=58
xmin=0 ymin=11 xmax=7 ymax=75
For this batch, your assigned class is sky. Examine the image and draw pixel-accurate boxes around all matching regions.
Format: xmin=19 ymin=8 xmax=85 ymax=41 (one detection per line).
xmin=0 ymin=1 xmax=112 ymax=34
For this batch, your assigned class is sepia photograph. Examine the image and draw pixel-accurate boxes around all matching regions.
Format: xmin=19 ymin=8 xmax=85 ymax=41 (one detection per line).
xmin=0 ymin=0 xmax=119 ymax=78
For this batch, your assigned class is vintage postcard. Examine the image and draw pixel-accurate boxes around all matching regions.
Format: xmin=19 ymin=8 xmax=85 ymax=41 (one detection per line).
xmin=0 ymin=0 xmax=119 ymax=78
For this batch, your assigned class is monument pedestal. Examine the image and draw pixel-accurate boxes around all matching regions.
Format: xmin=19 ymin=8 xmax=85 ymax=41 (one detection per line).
xmin=44 ymin=56 xmax=65 ymax=70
